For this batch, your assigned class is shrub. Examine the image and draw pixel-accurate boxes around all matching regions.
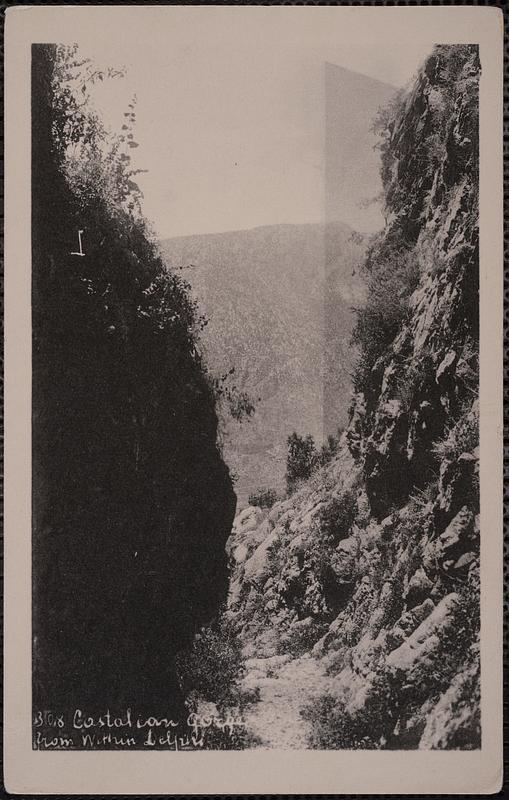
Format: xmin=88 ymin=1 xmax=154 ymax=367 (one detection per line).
xmin=432 ymin=400 xmax=478 ymax=463
xmin=278 ymin=620 xmax=328 ymax=658
xmin=198 ymin=721 xmax=262 ymax=750
xmin=415 ymin=569 xmax=479 ymax=703
xmin=248 ymin=487 xmax=279 ymax=509
xmin=318 ymin=429 xmax=343 ymax=466
xmin=176 ymin=614 xmax=248 ymax=709
xmin=395 ymin=353 xmax=434 ymax=413
xmin=351 ymin=244 xmax=420 ymax=396
xmin=286 ymin=432 xmax=317 ymax=494
xmin=318 ymin=490 xmax=357 ymax=545
xmin=302 ymin=668 xmax=399 ymax=749
xmin=211 ymin=369 xmax=256 ymax=423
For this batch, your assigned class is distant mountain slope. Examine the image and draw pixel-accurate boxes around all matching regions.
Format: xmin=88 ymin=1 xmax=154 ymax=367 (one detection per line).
xmin=161 ymin=222 xmax=367 ymax=505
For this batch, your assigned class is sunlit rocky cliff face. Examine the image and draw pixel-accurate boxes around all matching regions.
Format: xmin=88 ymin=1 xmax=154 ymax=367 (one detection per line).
xmin=227 ymin=45 xmax=481 ymax=749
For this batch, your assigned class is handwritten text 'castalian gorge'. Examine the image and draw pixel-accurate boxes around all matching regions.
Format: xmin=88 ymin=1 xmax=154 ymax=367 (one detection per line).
xmin=33 ymin=709 xmax=245 ymax=749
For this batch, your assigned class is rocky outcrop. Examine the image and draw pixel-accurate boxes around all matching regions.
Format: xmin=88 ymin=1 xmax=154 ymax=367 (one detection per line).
xmin=227 ymin=45 xmax=480 ymax=750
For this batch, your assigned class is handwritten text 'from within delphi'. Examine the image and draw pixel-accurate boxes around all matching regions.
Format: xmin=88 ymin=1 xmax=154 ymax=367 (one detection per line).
xmin=33 ymin=708 xmax=245 ymax=749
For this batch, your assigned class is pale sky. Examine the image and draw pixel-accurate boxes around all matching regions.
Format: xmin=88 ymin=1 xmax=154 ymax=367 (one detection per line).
xmin=72 ymin=9 xmax=434 ymax=239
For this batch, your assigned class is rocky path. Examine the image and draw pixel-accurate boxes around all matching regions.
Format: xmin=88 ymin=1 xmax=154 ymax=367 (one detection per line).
xmin=241 ymin=653 xmax=335 ymax=749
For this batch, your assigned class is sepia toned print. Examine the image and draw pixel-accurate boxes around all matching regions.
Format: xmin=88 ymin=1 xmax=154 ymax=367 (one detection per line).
xmin=4 ymin=5 xmax=503 ymax=795
xmin=31 ymin=39 xmax=481 ymax=753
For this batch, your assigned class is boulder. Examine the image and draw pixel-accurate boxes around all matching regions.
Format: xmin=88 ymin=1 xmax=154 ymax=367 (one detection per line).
xmin=435 ymin=350 xmax=457 ymax=383
xmin=398 ymin=597 xmax=435 ymax=636
xmin=453 ymin=551 xmax=476 ymax=571
xmin=439 ymin=506 xmax=474 ymax=563
xmin=404 ymin=568 xmax=434 ymax=609
xmin=243 ymin=532 xmax=279 ymax=586
xmin=233 ymin=543 xmax=249 ymax=564
xmin=233 ymin=505 xmax=265 ymax=536
xmin=386 ymin=593 xmax=460 ymax=675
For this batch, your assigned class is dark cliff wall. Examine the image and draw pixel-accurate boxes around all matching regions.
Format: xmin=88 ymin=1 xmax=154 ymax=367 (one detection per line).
xmin=32 ymin=44 xmax=236 ymax=719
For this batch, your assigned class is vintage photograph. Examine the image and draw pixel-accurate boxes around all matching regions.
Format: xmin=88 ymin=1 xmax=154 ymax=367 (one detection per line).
xmin=4 ymin=6 xmax=503 ymax=793
xmin=31 ymin=31 xmax=483 ymax=753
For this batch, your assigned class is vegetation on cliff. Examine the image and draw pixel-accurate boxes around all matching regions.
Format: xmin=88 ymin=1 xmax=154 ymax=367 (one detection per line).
xmin=227 ymin=44 xmax=480 ymax=750
xmin=32 ymin=44 xmax=236 ymax=721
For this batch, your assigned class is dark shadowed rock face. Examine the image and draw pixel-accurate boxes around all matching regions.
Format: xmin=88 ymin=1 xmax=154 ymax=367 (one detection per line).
xmin=227 ymin=46 xmax=480 ymax=750
xmin=32 ymin=45 xmax=236 ymax=720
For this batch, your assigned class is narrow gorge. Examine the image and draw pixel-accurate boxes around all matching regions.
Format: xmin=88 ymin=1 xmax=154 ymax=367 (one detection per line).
xmin=31 ymin=42 xmax=481 ymax=753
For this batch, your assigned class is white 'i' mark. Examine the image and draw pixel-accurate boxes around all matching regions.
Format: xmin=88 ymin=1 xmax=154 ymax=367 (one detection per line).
xmin=71 ymin=230 xmax=85 ymax=257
